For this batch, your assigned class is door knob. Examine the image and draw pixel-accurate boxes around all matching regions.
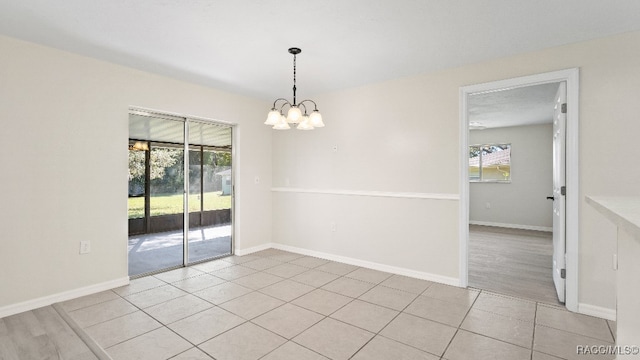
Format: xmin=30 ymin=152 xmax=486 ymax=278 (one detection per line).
xmin=546 ymin=196 xmax=555 ymax=200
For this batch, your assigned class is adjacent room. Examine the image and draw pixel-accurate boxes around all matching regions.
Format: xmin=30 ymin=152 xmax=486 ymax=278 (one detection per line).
xmin=467 ymin=83 xmax=559 ymax=304
xmin=1 ymin=1 xmax=640 ymax=359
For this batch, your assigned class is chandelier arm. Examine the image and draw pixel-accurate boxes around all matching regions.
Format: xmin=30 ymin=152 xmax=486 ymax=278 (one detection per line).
xmin=272 ymin=98 xmax=291 ymax=109
xmin=298 ymin=99 xmax=319 ymax=111
xmin=298 ymin=102 xmax=308 ymax=114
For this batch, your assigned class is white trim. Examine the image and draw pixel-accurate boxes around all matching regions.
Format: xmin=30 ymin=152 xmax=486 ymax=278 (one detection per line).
xmin=578 ymin=303 xmax=617 ymax=321
xmin=0 ymin=277 xmax=130 ymax=319
xmin=459 ymin=68 xmax=580 ymax=312
xmin=271 ymin=243 xmax=460 ymax=286
xmin=469 ymin=221 xmax=552 ymax=232
xmin=271 ymin=187 xmax=459 ymax=201
xmin=235 ymin=243 xmax=274 ymax=256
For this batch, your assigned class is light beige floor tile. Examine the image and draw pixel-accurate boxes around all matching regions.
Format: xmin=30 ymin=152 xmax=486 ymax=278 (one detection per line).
xmin=113 ymin=276 xmax=166 ymax=297
xmin=267 ymin=252 xmax=306 ymax=262
xmin=533 ymin=325 xmax=614 ymax=360
xmin=443 ymin=330 xmax=531 ymax=360
xmin=60 ymin=290 xmax=120 ymax=312
xmin=69 ymin=298 xmax=138 ymax=328
xmin=314 ymin=262 xmax=359 ymax=276
xmin=359 ymin=285 xmax=418 ymax=311
xmin=289 ymin=256 xmax=330 ymax=269
xmin=171 ymin=347 xmax=214 ymax=359
xmin=380 ymin=313 xmax=456 ymax=356
xmin=422 ymin=283 xmax=479 ymax=306
xmin=294 ymin=317 xmax=374 ymax=360
xmin=107 ymin=327 xmax=192 ymax=360
xmin=192 ymin=281 xmax=252 ymax=304
xmin=258 ymin=279 xmax=315 ymax=302
xmin=252 ymin=249 xmax=292 ymax=257
xmin=536 ymin=304 xmax=613 ymax=342
xmin=532 ymin=351 xmax=565 ymax=360
xmin=125 ymin=284 xmax=188 ymax=309
xmin=379 ymin=274 xmax=433 ymax=294
xmin=191 ymin=259 xmax=234 ymax=273
xmin=321 ymin=277 xmax=375 ymax=298
xmin=210 ymin=265 xmax=257 ymax=280
xmin=219 ymin=291 xmax=284 ymax=320
xmin=252 ymin=303 xmax=324 ymax=339
xmin=153 ymin=267 xmax=206 ymax=283
xmin=144 ymin=294 xmax=213 ymax=324
xmin=404 ymin=295 xmax=470 ymax=327
xmin=352 ymin=335 xmax=439 ymax=360
xmin=472 ymin=291 xmax=536 ymax=322
xmin=460 ymin=308 xmax=534 ymax=348
xmin=167 ymin=306 xmax=245 ymax=345
xmin=170 ymin=274 xmax=226 ymax=292
xmin=199 ymin=322 xmax=286 ymax=360
xmin=345 ymin=268 xmax=393 ymax=284
xmin=240 ymin=258 xmax=283 ymax=271
xmin=264 ymin=263 xmax=310 ymax=278
xmin=330 ymin=299 xmax=398 ymax=333
xmin=85 ymin=310 xmax=161 ymax=348
xmin=261 ymin=341 xmax=329 ymax=360
xmin=221 ymin=254 xmax=260 ymax=264
xmin=292 ymin=289 xmax=353 ymax=316
xmin=232 ymin=272 xmax=283 ymax=290
xmin=291 ymin=269 xmax=340 ymax=287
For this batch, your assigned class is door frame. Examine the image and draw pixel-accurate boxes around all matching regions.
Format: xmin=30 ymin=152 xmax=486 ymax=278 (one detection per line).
xmin=458 ymin=68 xmax=580 ymax=312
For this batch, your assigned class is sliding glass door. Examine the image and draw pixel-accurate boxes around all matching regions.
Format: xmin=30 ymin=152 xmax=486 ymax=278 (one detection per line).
xmin=128 ymin=110 xmax=233 ymax=277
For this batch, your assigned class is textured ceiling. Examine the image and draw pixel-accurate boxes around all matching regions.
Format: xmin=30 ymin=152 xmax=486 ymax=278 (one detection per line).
xmin=1 ymin=1 xmax=639 ymax=101
xmin=469 ymin=83 xmax=560 ymax=129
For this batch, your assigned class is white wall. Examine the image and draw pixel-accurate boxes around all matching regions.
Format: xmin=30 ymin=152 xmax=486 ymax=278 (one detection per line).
xmin=271 ymin=30 xmax=640 ymax=313
xmin=469 ymin=124 xmax=553 ymax=230
xmin=0 ymin=35 xmax=272 ymax=313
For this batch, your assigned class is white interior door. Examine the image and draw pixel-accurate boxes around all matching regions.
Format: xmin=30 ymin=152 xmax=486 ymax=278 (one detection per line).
xmin=552 ymin=82 xmax=567 ymax=303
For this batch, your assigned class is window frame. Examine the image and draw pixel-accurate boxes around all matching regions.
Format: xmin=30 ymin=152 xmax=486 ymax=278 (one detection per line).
xmin=469 ymin=143 xmax=512 ymax=183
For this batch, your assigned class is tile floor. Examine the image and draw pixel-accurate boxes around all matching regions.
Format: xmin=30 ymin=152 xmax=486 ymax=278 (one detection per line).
xmin=60 ymin=249 xmax=617 ymax=360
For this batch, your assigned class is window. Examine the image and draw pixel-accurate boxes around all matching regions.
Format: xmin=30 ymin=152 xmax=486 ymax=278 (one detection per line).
xmin=469 ymin=144 xmax=511 ymax=182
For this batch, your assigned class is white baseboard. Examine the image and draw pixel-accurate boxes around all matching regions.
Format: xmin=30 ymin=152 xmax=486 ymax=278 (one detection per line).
xmin=235 ymin=243 xmax=274 ymax=256
xmin=0 ymin=277 xmax=130 ymax=319
xmin=271 ymin=243 xmax=460 ymax=287
xmin=579 ymin=303 xmax=616 ymax=321
xmin=469 ymin=220 xmax=552 ymax=232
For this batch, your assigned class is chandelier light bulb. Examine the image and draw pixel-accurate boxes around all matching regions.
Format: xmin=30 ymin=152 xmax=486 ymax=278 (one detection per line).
xmin=309 ymin=110 xmax=324 ymax=127
xmin=273 ymin=114 xmax=291 ymax=130
xmin=287 ymin=106 xmax=302 ymax=124
xmin=265 ymin=108 xmax=281 ymax=125
xmin=297 ymin=115 xmax=314 ymax=130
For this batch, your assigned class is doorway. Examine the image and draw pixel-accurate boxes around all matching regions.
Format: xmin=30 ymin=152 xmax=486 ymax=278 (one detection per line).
xmin=459 ymin=69 xmax=580 ymax=312
xmin=127 ymin=109 xmax=234 ymax=277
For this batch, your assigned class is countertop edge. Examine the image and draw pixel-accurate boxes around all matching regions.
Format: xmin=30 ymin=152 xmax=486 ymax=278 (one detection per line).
xmin=586 ymin=196 xmax=640 ymax=241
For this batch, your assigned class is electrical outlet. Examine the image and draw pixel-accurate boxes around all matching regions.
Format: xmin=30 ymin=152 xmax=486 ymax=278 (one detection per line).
xmin=254 ymin=176 xmax=260 ymax=184
xmin=80 ymin=241 xmax=91 ymax=254
xmin=332 ymin=145 xmax=338 ymax=152
xmin=330 ymin=222 xmax=337 ymax=232
xmin=485 ymin=202 xmax=491 ymax=209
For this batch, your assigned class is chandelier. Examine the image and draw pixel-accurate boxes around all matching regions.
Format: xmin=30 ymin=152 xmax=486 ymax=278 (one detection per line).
xmin=264 ymin=47 xmax=324 ymax=130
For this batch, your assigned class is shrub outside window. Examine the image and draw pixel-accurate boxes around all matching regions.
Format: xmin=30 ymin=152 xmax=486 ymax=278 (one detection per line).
xmin=469 ymin=144 xmax=511 ymax=182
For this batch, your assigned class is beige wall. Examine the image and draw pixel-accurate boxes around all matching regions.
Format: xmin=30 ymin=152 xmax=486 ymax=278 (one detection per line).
xmin=0 ymin=35 xmax=272 ymax=311
xmin=470 ymin=124 xmax=553 ymax=229
xmin=272 ymin=31 xmax=640 ymax=312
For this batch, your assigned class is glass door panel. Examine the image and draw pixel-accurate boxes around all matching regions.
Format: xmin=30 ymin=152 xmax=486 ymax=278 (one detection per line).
xmin=128 ymin=111 xmax=187 ymax=277
xmin=187 ymin=122 xmax=233 ymax=263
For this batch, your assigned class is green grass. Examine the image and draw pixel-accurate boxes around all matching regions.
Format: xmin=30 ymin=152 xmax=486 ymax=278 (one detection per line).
xmin=128 ymin=191 xmax=231 ymax=219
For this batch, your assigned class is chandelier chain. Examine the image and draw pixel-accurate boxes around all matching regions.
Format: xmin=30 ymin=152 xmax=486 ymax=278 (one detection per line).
xmin=292 ymin=53 xmax=297 ymax=105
